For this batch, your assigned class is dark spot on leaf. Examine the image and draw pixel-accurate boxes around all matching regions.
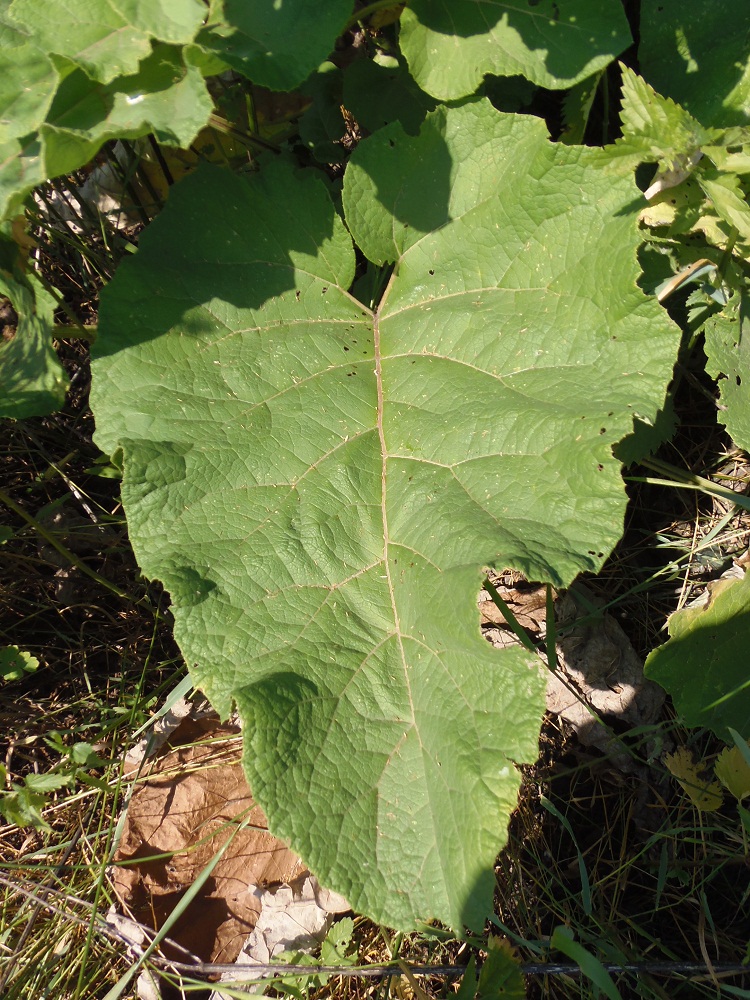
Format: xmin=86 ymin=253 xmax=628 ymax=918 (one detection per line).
xmin=347 ymin=371 xmax=356 ymax=376
xmin=295 ymin=290 xmax=300 ymax=300
xmin=429 ymin=269 xmax=434 ymax=275
xmin=599 ymin=427 xmax=606 ymax=434
xmin=343 ymin=345 xmax=350 ymax=351
xmin=597 ymin=464 xmax=604 ymax=471
xmin=389 ymin=139 xmax=396 ymax=147
xmin=551 ymin=1 xmax=559 ymax=18
xmin=322 ymin=287 xmax=328 ymax=293
xmin=737 ymin=375 xmax=742 ymax=386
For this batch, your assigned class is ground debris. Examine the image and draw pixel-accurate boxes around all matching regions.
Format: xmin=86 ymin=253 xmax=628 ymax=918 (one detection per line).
xmin=482 ymin=575 xmax=665 ymax=771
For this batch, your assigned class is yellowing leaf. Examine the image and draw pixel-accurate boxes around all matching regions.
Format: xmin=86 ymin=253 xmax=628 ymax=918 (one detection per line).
xmin=715 ymin=743 xmax=750 ymax=802
xmin=665 ymin=748 xmax=723 ymax=811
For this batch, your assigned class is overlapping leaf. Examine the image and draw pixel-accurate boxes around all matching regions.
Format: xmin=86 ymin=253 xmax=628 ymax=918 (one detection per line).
xmin=646 ymin=572 xmax=750 ymax=739
xmin=8 ymin=0 xmax=206 ymax=83
xmin=398 ymin=0 xmax=631 ymax=100
xmin=195 ymin=0 xmax=352 ymax=91
xmin=639 ymin=0 xmax=750 ymax=127
xmin=90 ymin=101 xmax=678 ymax=929
xmin=704 ymin=290 xmax=750 ymax=449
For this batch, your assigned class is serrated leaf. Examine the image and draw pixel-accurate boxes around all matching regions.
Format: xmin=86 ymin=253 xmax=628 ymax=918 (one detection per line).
xmin=704 ymin=288 xmax=750 ymax=448
xmin=24 ymin=772 xmax=71 ymax=793
xmin=646 ymin=573 xmax=750 ymax=739
xmin=90 ymin=102 xmax=678 ymax=930
xmin=0 ymin=270 xmax=66 ymax=418
xmin=343 ymin=53 xmax=436 ymax=136
xmin=664 ymin=748 xmax=723 ymax=811
xmin=609 ymin=65 xmax=712 ymax=177
xmin=0 ymin=44 xmax=212 ymax=220
xmin=195 ymin=0 xmax=351 ymax=92
xmin=698 ymin=169 xmax=750 ymax=242
xmin=477 ymin=937 xmax=525 ymax=1000
xmin=8 ymin=0 xmax=206 ymax=84
xmin=399 ymin=0 xmax=631 ymax=100
xmin=715 ymin=742 xmax=750 ymax=802
xmin=639 ymin=0 xmax=750 ymax=128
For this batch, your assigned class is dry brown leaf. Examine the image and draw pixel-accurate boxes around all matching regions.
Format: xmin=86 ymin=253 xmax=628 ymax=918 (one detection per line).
xmin=112 ymin=713 xmax=305 ymax=966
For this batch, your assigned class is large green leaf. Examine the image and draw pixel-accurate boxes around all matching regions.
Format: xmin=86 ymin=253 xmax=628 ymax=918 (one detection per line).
xmin=398 ymin=0 xmax=631 ymax=100
xmin=8 ymin=0 xmax=206 ymax=83
xmin=640 ymin=0 xmax=750 ymax=127
xmin=0 ymin=45 xmax=212 ymax=220
xmin=195 ymin=0 xmax=352 ymax=91
xmin=645 ymin=572 xmax=750 ymax=740
xmin=90 ymin=101 xmax=678 ymax=930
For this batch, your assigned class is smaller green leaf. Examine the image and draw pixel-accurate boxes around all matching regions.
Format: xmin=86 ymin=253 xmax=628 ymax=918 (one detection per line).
xmin=550 ymin=927 xmax=623 ymax=1000
xmin=560 ymin=73 xmax=602 ymax=145
xmin=698 ymin=169 xmax=750 ymax=242
xmin=0 ymin=45 xmax=212 ymax=219
xmin=608 ymin=65 xmax=712 ymax=177
xmin=343 ymin=52 xmax=436 ymax=136
xmin=194 ymin=0 xmax=352 ymax=92
xmin=476 ymin=937 xmax=525 ymax=1000
xmin=645 ymin=572 xmax=750 ymax=739
xmin=399 ymin=0 xmax=631 ymax=100
xmin=704 ymin=287 xmax=750 ymax=450
xmin=298 ymin=61 xmax=346 ymax=164
xmin=319 ymin=917 xmax=354 ymax=966
xmin=24 ymin=772 xmax=71 ymax=793
xmin=43 ymin=46 xmax=213 ymax=177
xmin=0 ymin=787 xmax=49 ymax=830
xmin=639 ymin=0 xmax=750 ymax=128
xmin=0 ymin=270 xmax=66 ymax=418
xmin=8 ymin=0 xmax=206 ymax=84
xmin=70 ymin=742 xmax=106 ymax=767
xmin=0 ymin=645 xmax=39 ymax=682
